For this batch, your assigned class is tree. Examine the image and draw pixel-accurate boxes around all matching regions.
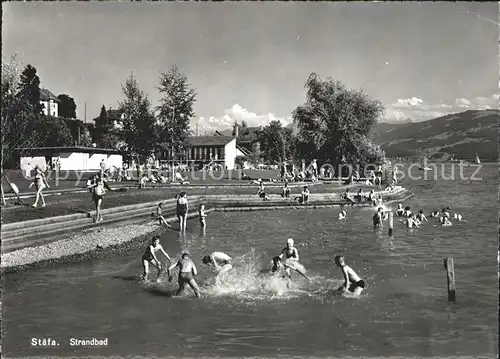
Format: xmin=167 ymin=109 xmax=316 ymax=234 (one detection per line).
xmin=156 ymin=65 xmax=197 ymax=158
xmin=257 ymin=120 xmax=294 ymax=164
xmin=118 ymin=73 xmax=157 ymax=162
xmin=93 ymin=105 xmax=120 ymax=148
xmin=250 ymin=141 xmax=262 ymax=164
xmin=57 ymin=94 xmax=77 ymax=118
xmin=1 ymin=58 xmax=46 ymax=170
xmin=292 ymin=73 xmax=385 ymax=169
xmin=17 ymin=64 xmax=44 ymax=116
xmin=34 ymin=116 xmax=73 ymax=147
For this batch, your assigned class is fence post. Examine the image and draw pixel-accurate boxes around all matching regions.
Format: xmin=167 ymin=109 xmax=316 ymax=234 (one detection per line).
xmin=443 ymin=257 xmax=456 ymax=302
xmin=388 ymin=211 xmax=394 ymax=236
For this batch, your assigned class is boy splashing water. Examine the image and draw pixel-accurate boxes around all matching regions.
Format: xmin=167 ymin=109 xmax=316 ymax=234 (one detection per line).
xmin=334 ymin=255 xmax=365 ymax=296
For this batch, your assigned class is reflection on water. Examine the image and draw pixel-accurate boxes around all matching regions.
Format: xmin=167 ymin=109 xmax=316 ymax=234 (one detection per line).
xmin=2 ymin=164 xmax=498 ymax=357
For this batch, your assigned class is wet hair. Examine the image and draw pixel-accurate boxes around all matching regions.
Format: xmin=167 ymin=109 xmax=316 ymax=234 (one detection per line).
xmin=151 ymin=235 xmax=160 ymax=244
xmin=202 ymin=255 xmax=211 ymax=264
xmin=334 ymin=255 xmax=345 ymax=266
xmin=419 ymin=210 xmax=423 ymax=214
xmin=158 ymin=203 xmax=163 ymax=207
xmin=442 ymin=208 xmax=446 ymax=212
xmin=272 ymin=256 xmax=281 ymax=265
xmin=181 ymin=253 xmax=189 ymax=259
xmin=404 ymin=206 xmax=411 ymax=211
xmin=179 ymin=191 xmax=187 ymax=198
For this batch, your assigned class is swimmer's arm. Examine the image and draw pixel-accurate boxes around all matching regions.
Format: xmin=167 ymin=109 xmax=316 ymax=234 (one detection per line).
xmin=104 ymin=181 xmax=112 ymax=191
xmin=160 ymin=246 xmax=171 ymax=261
xmin=192 ymin=263 xmax=198 ymax=276
xmin=211 ymin=256 xmax=219 ymax=269
xmin=168 ymin=261 xmax=179 ymax=272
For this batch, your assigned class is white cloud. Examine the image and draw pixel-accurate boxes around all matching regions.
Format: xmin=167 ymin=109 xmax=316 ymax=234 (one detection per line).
xmin=456 ymin=98 xmax=472 ymax=108
xmin=193 ymin=104 xmax=292 ymax=134
xmin=384 ymin=94 xmax=498 ymax=123
xmin=392 ymin=97 xmax=424 ymax=108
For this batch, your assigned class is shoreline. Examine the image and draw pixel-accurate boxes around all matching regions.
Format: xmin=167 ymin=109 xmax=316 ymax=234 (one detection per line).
xmin=2 ymin=188 xmax=412 ymax=272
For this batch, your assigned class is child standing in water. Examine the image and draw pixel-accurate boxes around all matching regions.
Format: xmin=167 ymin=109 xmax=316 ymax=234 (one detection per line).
xmin=334 ymin=255 xmax=365 ymax=296
xmin=198 ymin=204 xmax=207 ymax=228
xmin=373 ymin=207 xmax=384 ymax=228
xmin=278 ymin=238 xmax=310 ymax=284
xmin=176 ymin=192 xmax=188 ymax=232
xmin=168 ymin=253 xmax=201 ymax=298
xmin=416 ymin=210 xmax=427 ymax=222
xmin=141 ymin=235 xmax=172 ymax=282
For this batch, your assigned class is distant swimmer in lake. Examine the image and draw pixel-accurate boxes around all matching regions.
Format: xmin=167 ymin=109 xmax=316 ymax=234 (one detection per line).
xmin=373 ymin=207 xmax=384 ymax=228
xmin=202 ymin=251 xmax=232 ymax=283
xmin=338 ymin=209 xmax=347 ymax=220
xmin=429 ymin=210 xmax=439 ymax=218
xmin=278 ymin=238 xmax=311 ymax=285
xmin=395 ymin=204 xmax=405 ymax=217
xmin=453 ymin=213 xmax=464 ymax=221
xmin=442 ymin=208 xmax=451 ymax=218
xmin=334 ymin=255 xmax=365 ymax=296
xmin=416 ymin=210 xmax=427 ymax=222
xmin=404 ymin=206 xmax=412 ymax=218
xmin=440 ymin=216 xmax=452 ymax=226
xmin=141 ymin=236 xmax=172 ymax=282
xmin=168 ymin=253 xmax=201 ymax=298
xmin=404 ymin=214 xmax=420 ymax=229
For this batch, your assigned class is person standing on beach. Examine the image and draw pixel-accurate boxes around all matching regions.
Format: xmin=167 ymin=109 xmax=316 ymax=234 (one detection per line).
xmin=176 ymin=192 xmax=188 ymax=232
xmin=29 ymin=165 xmax=50 ymax=208
xmin=141 ymin=235 xmax=172 ymax=282
xmin=168 ymin=253 xmax=201 ymax=298
xmin=88 ymin=172 xmax=112 ymax=223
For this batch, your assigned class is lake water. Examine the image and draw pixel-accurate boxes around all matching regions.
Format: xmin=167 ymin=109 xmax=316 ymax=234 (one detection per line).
xmin=2 ymin=163 xmax=498 ymax=358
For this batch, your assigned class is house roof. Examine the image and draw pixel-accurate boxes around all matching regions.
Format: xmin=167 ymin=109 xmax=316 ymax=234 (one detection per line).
xmin=92 ymin=108 xmax=124 ymax=123
xmin=40 ymin=89 xmax=61 ymax=102
xmin=16 ymin=146 xmax=123 ymax=155
xmin=186 ymin=136 xmax=235 ymax=147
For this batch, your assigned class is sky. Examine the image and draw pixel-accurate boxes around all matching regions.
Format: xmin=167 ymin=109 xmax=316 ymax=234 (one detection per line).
xmin=2 ymin=2 xmax=498 ymax=133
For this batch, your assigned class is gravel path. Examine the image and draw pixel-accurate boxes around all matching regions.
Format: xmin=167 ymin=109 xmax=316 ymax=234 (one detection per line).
xmin=1 ymin=222 xmax=161 ymax=270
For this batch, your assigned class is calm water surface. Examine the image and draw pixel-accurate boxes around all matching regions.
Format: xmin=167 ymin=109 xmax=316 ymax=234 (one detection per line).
xmin=3 ymin=164 xmax=498 ymax=358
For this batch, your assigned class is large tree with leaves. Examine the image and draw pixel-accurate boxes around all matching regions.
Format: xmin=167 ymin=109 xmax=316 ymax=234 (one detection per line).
xmin=118 ymin=73 xmax=157 ymax=162
xmin=292 ymin=73 xmax=385 ymax=168
xmin=57 ymin=94 xmax=77 ymax=118
xmin=156 ymin=65 xmax=197 ymax=159
xmin=257 ymin=120 xmax=294 ymax=164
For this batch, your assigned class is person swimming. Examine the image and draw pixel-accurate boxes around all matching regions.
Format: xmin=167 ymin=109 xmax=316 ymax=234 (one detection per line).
xmin=141 ymin=235 xmax=172 ymax=282
xmin=404 ymin=206 xmax=412 ymax=218
xmin=278 ymin=238 xmax=310 ymax=284
xmin=395 ymin=204 xmax=405 ymax=217
xmin=416 ymin=210 xmax=427 ymax=222
xmin=168 ymin=253 xmax=201 ymax=298
xmin=404 ymin=214 xmax=420 ymax=228
xmin=334 ymin=255 xmax=365 ymax=296
xmin=442 ymin=208 xmax=451 ymax=218
xmin=202 ymin=251 xmax=232 ymax=280
xmin=429 ymin=210 xmax=439 ymax=218
xmin=338 ymin=209 xmax=347 ymax=220
xmin=373 ymin=207 xmax=384 ymax=228
xmin=441 ymin=216 xmax=452 ymax=226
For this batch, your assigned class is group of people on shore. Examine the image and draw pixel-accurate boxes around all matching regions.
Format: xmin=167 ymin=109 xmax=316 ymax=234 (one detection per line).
xmin=256 ymin=181 xmax=310 ymax=204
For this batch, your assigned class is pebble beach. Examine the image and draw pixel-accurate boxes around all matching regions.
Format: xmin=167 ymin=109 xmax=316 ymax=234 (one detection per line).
xmin=1 ymin=222 xmax=161 ymax=271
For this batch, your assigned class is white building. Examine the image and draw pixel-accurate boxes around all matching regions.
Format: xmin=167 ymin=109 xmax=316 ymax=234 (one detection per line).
xmin=19 ymin=146 xmax=123 ymax=172
xmin=183 ymin=136 xmax=247 ymax=170
xmin=40 ymin=89 xmax=60 ymax=117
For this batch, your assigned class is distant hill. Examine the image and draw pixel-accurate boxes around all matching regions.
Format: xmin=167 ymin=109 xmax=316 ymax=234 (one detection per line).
xmin=371 ymin=110 xmax=499 ymax=161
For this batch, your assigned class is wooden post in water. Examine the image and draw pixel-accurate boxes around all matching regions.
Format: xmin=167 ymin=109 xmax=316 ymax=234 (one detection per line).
xmin=443 ymin=257 xmax=456 ymax=302
xmin=388 ymin=211 xmax=394 ymax=236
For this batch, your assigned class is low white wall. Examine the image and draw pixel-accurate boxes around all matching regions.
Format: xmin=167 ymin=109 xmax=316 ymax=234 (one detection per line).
xmin=20 ymin=156 xmax=47 ymax=171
